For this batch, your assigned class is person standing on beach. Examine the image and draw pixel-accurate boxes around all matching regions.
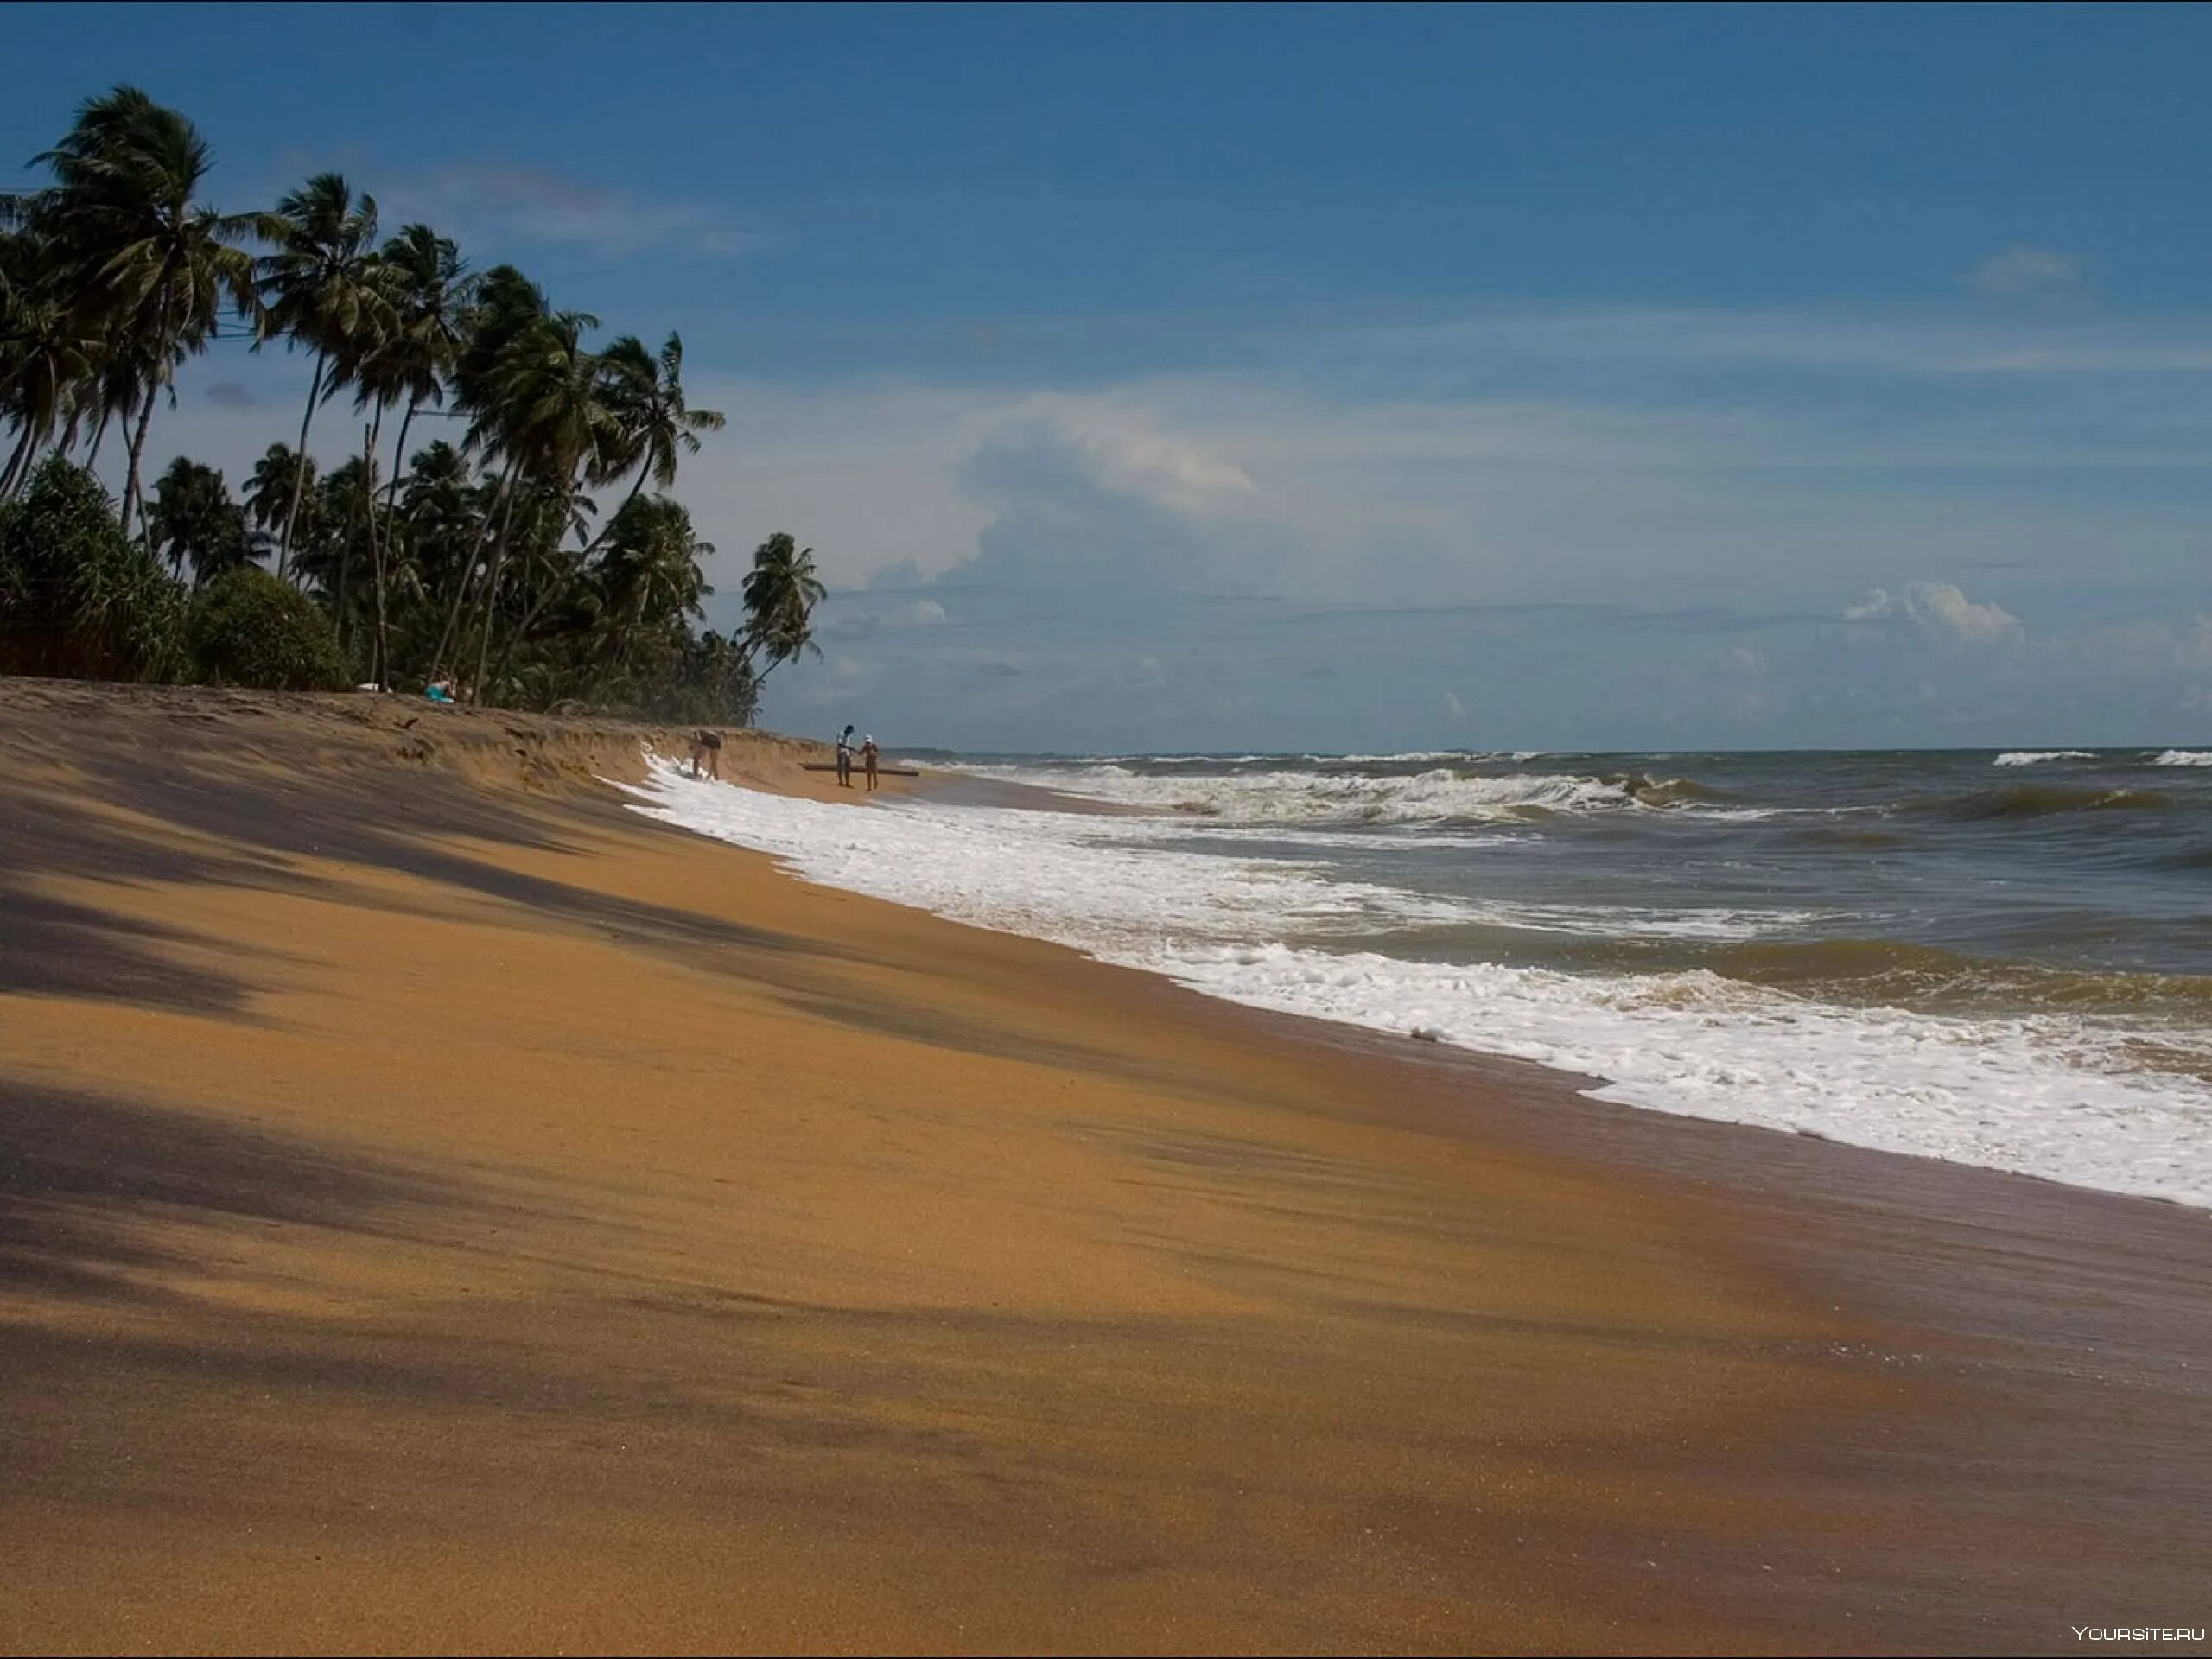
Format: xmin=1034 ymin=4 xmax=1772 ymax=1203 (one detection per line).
xmin=862 ymin=734 xmax=880 ymax=791
xmin=836 ymin=725 xmax=855 ymax=787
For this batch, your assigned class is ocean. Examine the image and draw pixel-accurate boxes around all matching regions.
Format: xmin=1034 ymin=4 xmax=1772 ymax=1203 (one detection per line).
xmin=623 ymin=746 xmax=2212 ymax=1209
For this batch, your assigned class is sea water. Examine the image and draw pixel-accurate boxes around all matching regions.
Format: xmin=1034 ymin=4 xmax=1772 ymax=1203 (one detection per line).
xmin=621 ymin=747 xmax=2212 ymax=1209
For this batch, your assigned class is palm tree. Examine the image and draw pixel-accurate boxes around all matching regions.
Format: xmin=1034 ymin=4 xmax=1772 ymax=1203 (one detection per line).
xmin=256 ymin=172 xmax=381 ymax=578
xmin=397 ymin=438 xmax=480 ymax=646
xmin=16 ymin=87 xmax=260 ymax=533
xmin=483 ymin=332 xmax=721 ymax=690
xmin=427 ymin=264 xmax=549 ymax=683
xmin=346 ymin=223 xmax=472 ymax=687
xmin=303 ymin=453 xmax=376 ymax=632
xmin=245 ymin=441 xmax=315 ymax=548
xmin=455 ymin=299 xmax=622 ymax=700
xmin=593 ymin=333 xmax=725 ymax=531
xmin=369 ymin=225 xmax=473 ymax=504
xmin=0 ymin=230 xmax=97 ymax=497
xmin=739 ymin=532 xmax=827 ymax=689
xmin=594 ymin=494 xmax=712 ymax=671
xmin=146 ymin=454 xmax=249 ymax=585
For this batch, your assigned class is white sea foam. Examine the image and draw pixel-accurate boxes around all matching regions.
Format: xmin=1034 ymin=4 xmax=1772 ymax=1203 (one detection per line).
xmin=2152 ymin=750 xmax=2212 ymax=767
xmin=1994 ymin=750 xmax=2098 ymax=766
xmin=949 ymin=763 xmax=1645 ymax=824
xmin=621 ymin=760 xmax=2212 ymax=1209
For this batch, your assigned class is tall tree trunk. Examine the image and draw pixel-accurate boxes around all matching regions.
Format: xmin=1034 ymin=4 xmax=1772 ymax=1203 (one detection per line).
xmin=380 ymin=396 xmax=419 ymax=524
xmin=276 ymin=348 xmax=327 ymax=582
xmin=362 ymin=407 xmax=388 ymax=689
xmin=372 ymin=396 xmax=416 ymax=690
xmin=333 ymin=477 xmax=356 ymax=652
xmin=120 ymin=389 xmax=156 ymax=537
xmin=467 ymin=479 xmax=524 ymax=705
xmin=430 ymin=461 xmax=513 ymax=683
xmin=86 ymin=404 xmax=112 ymax=469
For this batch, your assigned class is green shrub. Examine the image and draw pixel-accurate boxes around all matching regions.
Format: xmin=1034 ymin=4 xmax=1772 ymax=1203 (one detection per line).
xmin=186 ymin=564 xmax=347 ymax=690
xmin=0 ymin=455 xmax=188 ymax=682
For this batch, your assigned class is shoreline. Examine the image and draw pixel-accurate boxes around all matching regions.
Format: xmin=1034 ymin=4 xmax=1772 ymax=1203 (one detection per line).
xmin=2 ymin=682 xmax=2205 ymax=1654
xmin=645 ymin=753 xmax=2212 ymax=1211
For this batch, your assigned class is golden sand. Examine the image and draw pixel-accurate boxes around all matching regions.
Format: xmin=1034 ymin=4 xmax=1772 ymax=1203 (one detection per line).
xmin=0 ymin=682 xmax=2203 ymax=1655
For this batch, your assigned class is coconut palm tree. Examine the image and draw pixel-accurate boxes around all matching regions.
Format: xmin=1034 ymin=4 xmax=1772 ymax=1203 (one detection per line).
xmin=302 ymin=453 xmax=378 ymax=633
xmin=368 ymin=225 xmax=473 ymax=503
xmin=245 ymin=442 xmax=315 ymax=546
xmin=145 ymin=454 xmax=249 ymax=585
xmin=739 ymin=532 xmax=827 ymax=688
xmin=16 ymin=87 xmax=261 ymax=533
xmin=256 ymin=172 xmax=381 ymax=578
xmin=345 ymin=224 xmax=472 ymax=686
xmin=425 ymin=264 xmax=549 ymax=683
xmin=397 ymin=438 xmax=480 ymax=630
xmin=595 ymin=494 xmax=712 ymax=670
xmin=592 ymin=332 xmax=725 ymax=530
xmin=457 ymin=301 xmax=623 ymax=700
xmin=483 ymin=332 xmax=721 ymax=690
xmin=0 ymin=230 xmax=98 ymax=497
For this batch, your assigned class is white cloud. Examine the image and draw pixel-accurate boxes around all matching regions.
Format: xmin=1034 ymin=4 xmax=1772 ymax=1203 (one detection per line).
xmin=385 ymin=163 xmax=768 ymax=259
xmin=1843 ymin=589 xmax=1894 ymax=622
xmin=1442 ymin=690 xmax=1469 ymax=722
xmin=1715 ymin=646 xmax=1766 ymax=674
xmin=1845 ymin=582 xmax=2024 ymax=646
xmin=1965 ymin=245 xmax=2082 ymax=299
xmin=969 ymin=397 xmax=1260 ymax=517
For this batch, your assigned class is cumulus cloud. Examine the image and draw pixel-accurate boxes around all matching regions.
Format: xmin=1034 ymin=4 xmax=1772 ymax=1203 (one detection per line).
xmin=1845 ymin=582 xmax=2024 ymax=646
xmin=966 ymin=399 xmax=1259 ymax=518
xmin=1965 ymin=245 xmax=2082 ymax=299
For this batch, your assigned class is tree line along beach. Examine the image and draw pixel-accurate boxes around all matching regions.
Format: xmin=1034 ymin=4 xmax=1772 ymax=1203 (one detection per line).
xmin=3 ymin=86 xmax=826 ymax=724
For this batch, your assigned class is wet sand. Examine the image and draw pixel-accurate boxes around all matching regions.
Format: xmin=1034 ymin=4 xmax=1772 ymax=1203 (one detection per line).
xmin=0 ymin=680 xmax=2204 ymax=1655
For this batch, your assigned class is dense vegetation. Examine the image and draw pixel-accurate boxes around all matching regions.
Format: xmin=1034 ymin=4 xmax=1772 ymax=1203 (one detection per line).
xmin=0 ymin=86 xmax=822 ymax=718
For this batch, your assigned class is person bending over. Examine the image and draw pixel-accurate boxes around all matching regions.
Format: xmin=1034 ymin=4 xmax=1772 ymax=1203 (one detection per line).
xmin=690 ymin=728 xmax=723 ymax=779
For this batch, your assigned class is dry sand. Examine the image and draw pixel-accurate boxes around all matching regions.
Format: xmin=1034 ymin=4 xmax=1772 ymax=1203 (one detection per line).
xmin=0 ymin=680 xmax=2204 ymax=1656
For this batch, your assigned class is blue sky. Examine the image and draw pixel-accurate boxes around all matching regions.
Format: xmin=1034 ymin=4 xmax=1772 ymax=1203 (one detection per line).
xmin=10 ymin=3 xmax=2212 ymax=750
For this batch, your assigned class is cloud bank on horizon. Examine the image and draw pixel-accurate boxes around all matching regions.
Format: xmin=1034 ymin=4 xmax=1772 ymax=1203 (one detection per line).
xmin=10 ymin=3 xmax=2210 ymax=752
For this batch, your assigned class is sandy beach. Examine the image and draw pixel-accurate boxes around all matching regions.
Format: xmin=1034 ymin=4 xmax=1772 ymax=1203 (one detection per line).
xmin=1 ymin=680 xmax=2205 ymax=1656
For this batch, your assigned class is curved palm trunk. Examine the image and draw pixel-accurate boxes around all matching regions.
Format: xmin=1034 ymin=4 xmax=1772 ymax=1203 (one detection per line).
xmin=370 ymin=395 xmax=418 ymax=690
xmin=120 ymin=387 xmax=156 ymax=538
xmin=276 ymin=347 xmax=327 ymax=582
xmin=85 ymin=405 xmax=112 ymax=469
xmin=364 ymin=404 xmax=390 ymax=690
xmin=333 ymin=485 xmax=355 ymax=648
xmin=467 ymin=480 xmax=526 ymax=706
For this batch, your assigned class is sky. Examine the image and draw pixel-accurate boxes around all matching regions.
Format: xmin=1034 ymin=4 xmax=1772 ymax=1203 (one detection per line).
xmin=8 ymin=2 xmax=2212 ymax=752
